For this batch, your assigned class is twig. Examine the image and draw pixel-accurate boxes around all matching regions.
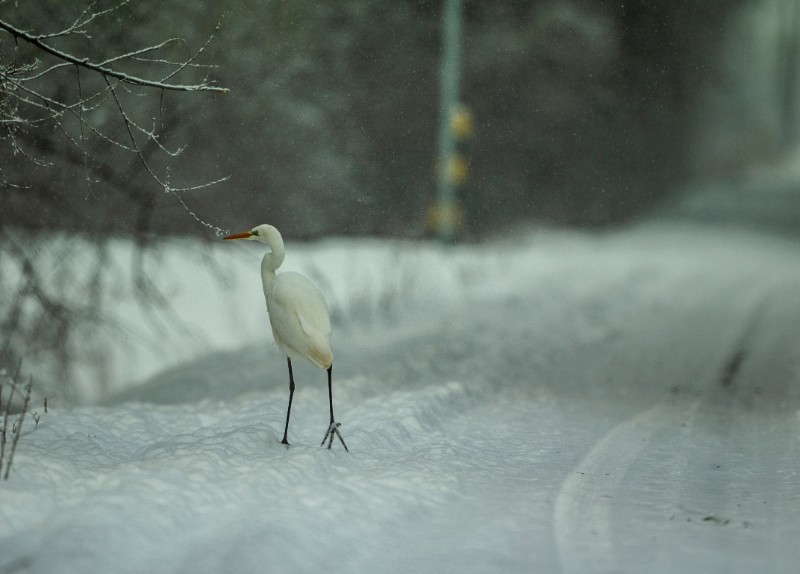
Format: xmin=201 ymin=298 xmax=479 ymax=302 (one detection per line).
xmin=37 ymin=0 xmax=130 ymax=40
xmin=0 ymin=359 xmax=21 ymax=479
xmin=4 ymin=375 xmax=32 ymax=480
xmin=159 ymin=14 xmax=225 ymax=84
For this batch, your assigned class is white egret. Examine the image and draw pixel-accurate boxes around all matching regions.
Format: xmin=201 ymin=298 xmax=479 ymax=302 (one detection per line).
xmin=224 ymin=224 xmax=348 ymax=451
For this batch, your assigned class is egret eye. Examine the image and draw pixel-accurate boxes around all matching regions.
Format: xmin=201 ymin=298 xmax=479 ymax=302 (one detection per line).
xmin=251 ymin=229 xmax=260 ymax=236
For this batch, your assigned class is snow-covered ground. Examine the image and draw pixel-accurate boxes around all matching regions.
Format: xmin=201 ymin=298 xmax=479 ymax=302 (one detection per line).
xmin=2 ymin=218 xmax=800 ymax=573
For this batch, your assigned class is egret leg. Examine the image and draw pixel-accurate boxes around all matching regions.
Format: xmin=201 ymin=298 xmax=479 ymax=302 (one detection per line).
xmin=281 ymin=357 xmax=295 ymax=446
xmin=320 ymin=365 xmax=349 ymax=451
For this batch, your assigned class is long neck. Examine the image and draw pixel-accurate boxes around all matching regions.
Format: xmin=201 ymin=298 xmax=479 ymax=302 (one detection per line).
xmin=260 ymin=229 xmax=285 ymax=294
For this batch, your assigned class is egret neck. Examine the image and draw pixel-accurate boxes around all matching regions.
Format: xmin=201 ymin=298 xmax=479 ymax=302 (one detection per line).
xmin=259 ymin=227 xmax=285 ymax=296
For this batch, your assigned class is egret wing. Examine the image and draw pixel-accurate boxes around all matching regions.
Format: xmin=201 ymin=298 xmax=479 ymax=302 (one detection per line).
xmin=267 ymin=272 xmax=332 ymax=368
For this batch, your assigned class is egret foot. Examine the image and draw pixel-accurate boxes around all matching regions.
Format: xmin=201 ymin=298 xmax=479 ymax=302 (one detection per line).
xmin=321 ymin=422 xmax=349 ymax=452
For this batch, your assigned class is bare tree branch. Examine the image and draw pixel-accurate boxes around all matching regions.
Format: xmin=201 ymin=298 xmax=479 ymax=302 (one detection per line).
xmin=0 ymin=18 xmax=228 ymax=93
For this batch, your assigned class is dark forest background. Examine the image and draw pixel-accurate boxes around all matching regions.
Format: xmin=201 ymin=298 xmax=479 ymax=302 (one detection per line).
xmin=3 ymin=0 xmax=784 ymax=241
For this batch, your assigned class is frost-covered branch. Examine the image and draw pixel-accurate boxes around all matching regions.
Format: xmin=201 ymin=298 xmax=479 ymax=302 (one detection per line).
xmin=0 ymin=18 xmax=227 ymax=93
xmin=0 ymin=2 xmax=228 ymax=196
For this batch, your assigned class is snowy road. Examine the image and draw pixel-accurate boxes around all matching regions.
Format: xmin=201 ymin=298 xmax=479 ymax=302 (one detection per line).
xmin=2 ymin=222 xmax=799 ymax=573
xmin=553 ymin=283 xmax=800 ymax=574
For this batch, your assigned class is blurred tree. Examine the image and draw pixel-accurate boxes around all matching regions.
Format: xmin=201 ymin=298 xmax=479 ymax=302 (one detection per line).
xmin=778 ymin=0 xmax=800 ymax=147
xmin=186 ymin=0 xmax=755 ymax=237
xmin=460 ymin=0 xmax=755 ymax=232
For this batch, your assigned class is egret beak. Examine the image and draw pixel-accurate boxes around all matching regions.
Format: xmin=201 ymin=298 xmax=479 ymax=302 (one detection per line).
xmin=223 ymin=231 xmax=253 ymax=240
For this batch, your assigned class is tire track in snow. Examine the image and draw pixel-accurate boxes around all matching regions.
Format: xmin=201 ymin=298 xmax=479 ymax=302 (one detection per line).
xmin=552 ymin=285 xmax=800 ymax=574
xmin=551 ymin=288 xmax=763 ymax=573
xmin=552 ymin=401 xmax=700 ymax=574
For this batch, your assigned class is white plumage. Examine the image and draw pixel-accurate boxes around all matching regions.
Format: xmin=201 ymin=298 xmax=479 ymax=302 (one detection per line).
xmin=267 ymin=271 xmax=332 ymax=370
xmin=224 ymin=224 xmax=347 ymax=451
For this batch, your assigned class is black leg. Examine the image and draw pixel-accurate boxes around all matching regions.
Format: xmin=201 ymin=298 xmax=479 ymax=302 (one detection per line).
xmin=327 ymin=365 xmax=335 ymax=425
xmin=320 ymin=365 xmax=349 ymax=451
xmin=281 ymin=357 xmax=295 ymax=446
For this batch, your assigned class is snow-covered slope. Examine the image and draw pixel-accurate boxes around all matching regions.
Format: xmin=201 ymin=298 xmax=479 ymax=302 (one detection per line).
xmin=2 ymin=222 xmax=800 ymax=573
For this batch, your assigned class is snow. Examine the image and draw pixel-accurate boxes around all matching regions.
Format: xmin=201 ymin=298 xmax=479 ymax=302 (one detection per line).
xmin=2 ymin=220 xmax=800 ymax=573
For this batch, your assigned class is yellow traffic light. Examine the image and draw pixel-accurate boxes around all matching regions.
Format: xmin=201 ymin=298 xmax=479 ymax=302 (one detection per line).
xmin=446 ymin=154 xmax=469 ymax=186
xmin=450 ymin=105 xmax=473 ymax=141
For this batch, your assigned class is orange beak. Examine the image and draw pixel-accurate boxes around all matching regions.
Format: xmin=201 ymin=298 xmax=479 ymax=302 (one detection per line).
xmin=223 ymin=231 xmax=253 ymax=240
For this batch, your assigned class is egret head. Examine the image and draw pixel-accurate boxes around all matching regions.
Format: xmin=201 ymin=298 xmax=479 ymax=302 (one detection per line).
xmin=223 ymin=224 xmax=278 ymax=245
xmin=224 ymin=224 xmax=286 ymax=271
